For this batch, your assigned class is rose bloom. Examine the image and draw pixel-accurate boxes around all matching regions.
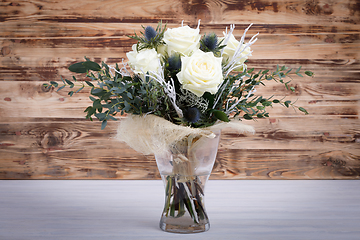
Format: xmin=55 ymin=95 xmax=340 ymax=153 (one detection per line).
xmin=177 ymin=49 xmax=223 ymax=97
xmin=126 ymin=44 xmax=161 ymax=75
xmin=221 ymin=33 xmax=251 ymax=71
xmin=163 ymin=25 xmax=201 ymax=56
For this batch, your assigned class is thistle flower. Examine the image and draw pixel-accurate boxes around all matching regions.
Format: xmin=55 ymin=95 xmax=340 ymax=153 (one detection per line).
xmin=128 ymin=21 xmax=167 ymax=51
xmin=183 ymin=107 xmax=201 ymax=123
xmin=200 ymin=33 xmax=225 ymax=57
xmin=201 ymin=33 xmax=218 ymax=51
xmin=145 ymin=26 xmax=157 ymax=42
xmin=167 ymin=53 xmax=182 ymax=72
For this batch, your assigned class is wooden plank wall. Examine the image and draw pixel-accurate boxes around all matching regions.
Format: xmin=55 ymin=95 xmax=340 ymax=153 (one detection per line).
xmin=0 ymin=0 xmax=359 ymax=179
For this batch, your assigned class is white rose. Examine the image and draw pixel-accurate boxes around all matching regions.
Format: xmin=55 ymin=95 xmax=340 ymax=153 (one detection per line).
xmin=126 ymin=44 xmax=161 ymax=75
xmin=221 ymin=33 xmax=251 ymax=71
xmin=163 ymin=25 xmax=201 ymax=56
xmin=176 ymin=49 xmax=223 ymax=97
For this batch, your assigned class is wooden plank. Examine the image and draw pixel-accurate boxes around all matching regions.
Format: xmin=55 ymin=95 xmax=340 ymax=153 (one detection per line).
xmin=0 ymin=118 xmax=359 ymax=179
xmin=1 ymin=35 xmax=359 ymax=71
xmin=0 ymin=0 xmax=359 ymax=179
xmin=1 ymin=0 xmax=358 ymax=26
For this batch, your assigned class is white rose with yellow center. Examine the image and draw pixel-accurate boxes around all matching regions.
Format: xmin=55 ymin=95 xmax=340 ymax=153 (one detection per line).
xmin=176 ymin=49 xmax=223 ymax=97
xmin=163 ymin=25 xmax=201 ymax=56
xmin=126 ymin=44 xmax=161 ymax=75
xmin=221 ymin=33 xmax=251 ymax=71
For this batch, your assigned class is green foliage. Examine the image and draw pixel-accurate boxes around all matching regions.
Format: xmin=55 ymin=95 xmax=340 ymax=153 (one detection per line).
xmin=46 ymin=57 xmax=313 ymax=129
xmin=46 ymin=58 xmax=176 ymax=129
xmin=207 ymin=65 xmax=313 ymax=123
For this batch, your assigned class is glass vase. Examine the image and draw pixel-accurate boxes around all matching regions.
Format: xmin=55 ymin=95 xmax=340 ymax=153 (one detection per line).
xmin=155 ymin=130 xmax=220 ymax=233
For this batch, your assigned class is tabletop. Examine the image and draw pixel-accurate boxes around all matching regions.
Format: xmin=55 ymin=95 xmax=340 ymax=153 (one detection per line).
xmin=1 ymin=180 xmax=359 ymax=240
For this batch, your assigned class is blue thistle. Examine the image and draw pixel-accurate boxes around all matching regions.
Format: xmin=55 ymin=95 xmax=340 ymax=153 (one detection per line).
xmin=167 ymin=53 xmax=182 ymax=71
xmin=144 ymin=26 xmax=157 ymax=42
xmin=183 ymin=107 xmax=201 ymax=123
xmin=201 ymin=33 xmax=218 ymax=51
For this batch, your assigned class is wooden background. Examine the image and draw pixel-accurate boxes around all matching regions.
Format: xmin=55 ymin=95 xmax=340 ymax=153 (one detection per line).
xmin=0 ymin=0 xmax=359 ymax=179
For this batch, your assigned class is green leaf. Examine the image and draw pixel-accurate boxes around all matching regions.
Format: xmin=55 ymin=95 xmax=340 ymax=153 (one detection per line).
xmin=75 ymin=86 xmax=84 ymax=93
xmin=107 ymin=115 xmax=118 ymax=121
xmin=101 ymin=120 xmax=107 ymax=130
xmin=102 ymin=61 xmax=110 ymax=71
xmin=92 ymin=88 xmax=102 ymax=94
xmin=247 ymin=68 xmax=254 ymax=74
xmin=50 ymin=81 xmax=58 ymax=87
xmin=95 ymin=112 xmax=106 ymax=121
xmin=65 ymin=79 xmax=73 ymax=85
xmin=85 ymin=81 xmax=94 ymax=87
xmin=295 ymin=66 xmax=302 ymax=74
xmin=56 ymin=85 xmax=65 ymax=92
xmin=83 ymin=61 xmax=102 ymax=71
xmin=68 ymin=62 xmax=87 ymax=73
xmin=261 ymin=101 xmax=272 ymax=107
xmin=124 ymin=101 xmax=131 ymax=111
xmin=243 ymin=114 xmax=253 ymax=120
xmin=93 ymin=99 xmax=102 ymax=108
xmin=68 ymin=91 xmax=74 ymax=97
xmin=305 ymin=71 xmax=314 ymax=77
xmin=296 ymin=73 xmax=303 ymax=77
xmin=113 ymin=87 xmax=125 ymax=94
xmin=284 ymin=100 xmax=291 ymax=108
xmin=212 ymin=110 xmax=230 ymax=122
xmin=299 ymin=107 xmax=309 ymax=114
xmin=127 ymin=92 xmax=133 ymax=99
xmin=84 ymin=106 xmax=92 ymax=113
xmin=273 ymin=99 xmax=280 ymax=103
xmin=290 ymin=87 xmax=295 ymax=92
xmin=85 ymin=106 xmax=96 ymax=116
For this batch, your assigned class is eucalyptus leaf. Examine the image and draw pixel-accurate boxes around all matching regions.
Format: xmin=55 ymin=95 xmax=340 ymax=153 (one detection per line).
xmin=243 ymin=114 xmax=253 ymax=120
xmin=50 ymin=81 xmax=58 ymax=87
xmin=56 ymin=85 xmax=65 ymax=92
xmin=85 ymin=81 xmax=94 ymax=87
xmin=65 ymin=79 xmax=73 ymax=85
xmin=299 ymin=107 xmax=309 ymax=114
xmin=83 ymin=61 xmax=102 ymax=71
xmin=68 ymin=62 xmax=87 ymax=73
xmin=101 ymin=120 xmax=107 ymax=130
xmin=212 ymin=110 xmax=229 ymax=122
xmin=305 ymin=71 xmax=314 ymax=77
xmin=95 ymin=112 xmax=106 ymax=121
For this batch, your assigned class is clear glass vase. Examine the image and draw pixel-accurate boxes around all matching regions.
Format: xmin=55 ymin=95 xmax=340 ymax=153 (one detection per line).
xmin=155 ymin=130 xmax=221 ymax=233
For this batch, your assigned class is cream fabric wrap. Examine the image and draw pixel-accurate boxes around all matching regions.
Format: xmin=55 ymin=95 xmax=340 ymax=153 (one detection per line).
xmin=116 ymin=114 xmax=255 ymax=155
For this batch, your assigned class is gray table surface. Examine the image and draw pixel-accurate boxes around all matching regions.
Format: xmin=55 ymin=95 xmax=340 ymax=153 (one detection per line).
xmin=0 ymin=180 xmax=359 ymax=240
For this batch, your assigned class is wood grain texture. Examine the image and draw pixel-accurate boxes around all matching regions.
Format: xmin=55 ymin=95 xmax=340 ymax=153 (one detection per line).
xmin=0 ymin=0 xmax=359 ymax=179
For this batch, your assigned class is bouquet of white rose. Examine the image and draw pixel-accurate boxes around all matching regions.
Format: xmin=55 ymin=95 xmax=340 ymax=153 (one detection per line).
xmin=46 ymin=20 xmax=313 ymax=233
xmin=47 ymin=20 xmax=312 ymax=154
